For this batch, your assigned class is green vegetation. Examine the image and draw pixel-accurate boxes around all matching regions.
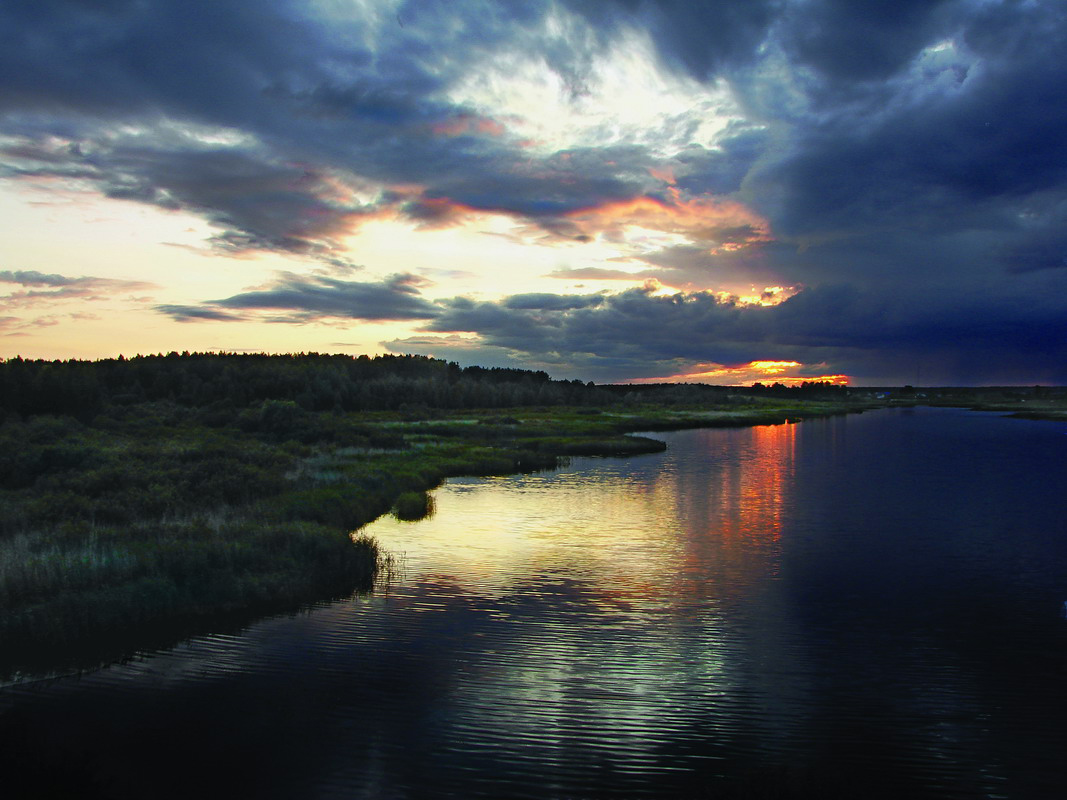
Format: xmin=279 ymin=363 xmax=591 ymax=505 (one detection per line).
xmin=908 ymin=385 xmax=1067 ymax=421
xmin=393 ymin=490 xmax=436 ymax=521
xmin=0 ymin=352 xmax=901 ymax=678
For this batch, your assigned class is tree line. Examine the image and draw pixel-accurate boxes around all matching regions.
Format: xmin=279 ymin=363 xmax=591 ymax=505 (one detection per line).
xmin=0 ymin=351 xmax=861 ymax=421
xmin=0 ymin=352 xmax=615 ymax=419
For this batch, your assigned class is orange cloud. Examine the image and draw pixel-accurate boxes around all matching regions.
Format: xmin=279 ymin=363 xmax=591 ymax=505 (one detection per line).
xmin=431 ymin=114 xmax=507 ymax=137
xmin=713 ymin=286 xmax=799 ymax=307
xmin=564 ymin=191 xmax=772 ymax=253
xmin=325 ymin=185 xmax=484 ymax=237
xmin=647 ymin=166 xmax=676 ymax=185
xmin=629 ymin=360 xmax=850 ymax=386
xmin=748 ymin=360 xmax=802 ymax=373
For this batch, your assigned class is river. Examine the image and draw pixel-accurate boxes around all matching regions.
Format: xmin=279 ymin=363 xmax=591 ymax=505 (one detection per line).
xmin=3 ymin=406 xmax=1066 ymax=798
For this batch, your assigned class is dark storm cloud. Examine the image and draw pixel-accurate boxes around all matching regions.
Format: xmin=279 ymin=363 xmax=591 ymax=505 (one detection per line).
xmin=673 ymin=128 xmax=772 ymax=198
xmin=749 ymin=2 xmax=1067 ymax=240
xmin=588 ymin=0 xmax=1067 ymax=256
xmin=3 ymin=0 xmax=1064 ymax=246
xmin=156 ymin=273 xmax=438 ymax=324
xmin=1002 ymin=226 xmax=1067 ymax=274
xmin=0 ymin=0 xmax=319 ymax=119
xmin=562 ymin=0 xmax=780 ymax=78
xmin=428 ymin=286 xmax=765 ymax=367
xmin=780 ymin=0 xmax=958 ymax=82
xmin=422 ymin=282 xmax=1067 ymax=385
xmin=578 ymin=0 xmax=1067 ymax=383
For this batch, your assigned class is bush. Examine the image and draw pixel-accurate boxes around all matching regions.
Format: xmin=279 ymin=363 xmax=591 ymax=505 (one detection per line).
xmin=392 ymin=490 xmax=435 ymax=521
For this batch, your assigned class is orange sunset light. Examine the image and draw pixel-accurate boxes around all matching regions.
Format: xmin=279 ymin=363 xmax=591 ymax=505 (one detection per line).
xmin=430 ymin=114 xmax=507 ymax=137
xmin=630 ymin=360 xmax=851 ymax=386
xmin=565 ymin=190 xmax=772 ymax=251
xmin=712 ymin=286 xmax=798 ymax=307
xmin=749 ymin=360 xmax=802 ymax=374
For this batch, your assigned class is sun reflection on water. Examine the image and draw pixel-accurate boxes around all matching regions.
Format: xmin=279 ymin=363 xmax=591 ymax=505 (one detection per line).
xmin=355 ymin=423 xmax=807 ymax=763
xmin=363 ymin=422 xmax=800 ymax=609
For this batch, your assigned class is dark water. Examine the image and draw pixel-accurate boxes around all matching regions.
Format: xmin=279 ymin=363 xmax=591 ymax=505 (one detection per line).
xmin=3 ymin=407 xmax=1067 ymax=798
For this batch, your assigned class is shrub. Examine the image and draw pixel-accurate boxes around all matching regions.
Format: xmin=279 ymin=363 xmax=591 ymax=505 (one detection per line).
xmin=392 ymin=490 xmax=435 ymax=521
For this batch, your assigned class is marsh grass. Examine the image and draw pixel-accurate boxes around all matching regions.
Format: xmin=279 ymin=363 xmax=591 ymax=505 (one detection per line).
xmin=392 ymin=490 xmax=436 ymax=521
xmin=0 ymin=519 xmax=390 ymax=679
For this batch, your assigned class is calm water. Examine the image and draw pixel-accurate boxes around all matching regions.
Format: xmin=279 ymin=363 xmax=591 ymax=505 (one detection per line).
xmin=3 ymin=406 xmax=1067 ymax=798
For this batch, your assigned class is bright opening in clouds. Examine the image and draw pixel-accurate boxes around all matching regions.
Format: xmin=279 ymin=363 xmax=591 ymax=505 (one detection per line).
xmin=2 ymin=0 xmax=1066 ymax=385
xmin=445 ymin=9 xmax=746 ymax=158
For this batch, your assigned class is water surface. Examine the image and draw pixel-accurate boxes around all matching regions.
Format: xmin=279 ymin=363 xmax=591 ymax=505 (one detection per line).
xmin=3 ymin=406 xmax=1066 ymax=798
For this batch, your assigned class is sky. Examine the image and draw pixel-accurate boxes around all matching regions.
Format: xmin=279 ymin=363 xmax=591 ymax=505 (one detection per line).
xmin=1 ymin=0 xmax=1065 ymax=386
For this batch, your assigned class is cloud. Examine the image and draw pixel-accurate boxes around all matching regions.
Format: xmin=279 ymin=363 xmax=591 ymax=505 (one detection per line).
xmin=2 ymin=135 xmax=388 ymax=259
xmin=618 ymin=244 xmax=781 ymax=292
xmin=997 ymin=200 xmax=1067 ymax=273
xmin=155 ymin=272 xmax=438 ymax=324
xmin=0 ymin=269 xmax=156 ymax=308
xmin=425 ymin=286 xmax=771 ymax=379
xmin=562 ymin=0 xmax=780 ymax=78
xmin=503 ymin=293 xmax=605 ymax=311
xmin=546 ymin=267 xmax=646 ymax=281
xmin=3 ymin=1 xmax=1064 ymax=253
xmin=0 ymin=1 xmax=748 ymax=260
xmin=559 ymin=191 xmax=771 ymax=250
xmin=780 ymin=0 xmax=958 ymax=82
xmin=0 ymin=309 xmax=109 ymax=337
xmin=0 ymin=270 xmax=84 ymax=287
xmin=420 ymin=282 xmax=1067 ymax=384
xmin=4 ymin=0 xmax=1067 ymax=383
xmin=748 ymin=4 xmax=1067 ymax=243
xmin=153 ymin=305 xmax=249 ymax=323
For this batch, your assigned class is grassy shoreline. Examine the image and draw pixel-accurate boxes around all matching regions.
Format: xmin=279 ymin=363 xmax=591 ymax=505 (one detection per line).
xmin=0 ymin=396 xmax=872 ymax=680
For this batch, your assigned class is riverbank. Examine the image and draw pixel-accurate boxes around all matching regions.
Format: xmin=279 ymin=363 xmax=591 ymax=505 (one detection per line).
xmin=893 ymin=399 xmax=1067 ymax=422
xmin=862 ymin=386 xmax=1067 ymax=422
xmin=0 ymin=392 xmax=871 ymax=680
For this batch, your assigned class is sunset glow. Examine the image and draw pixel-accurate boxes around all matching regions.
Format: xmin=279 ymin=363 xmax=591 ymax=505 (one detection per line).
xmin=565 ymin=192 xmax=772 ymax=253
xmin=631 ymin=361 xmax=851 ymax=387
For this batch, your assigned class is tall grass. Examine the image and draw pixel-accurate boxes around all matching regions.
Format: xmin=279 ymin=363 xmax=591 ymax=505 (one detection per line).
xmin=392 ymin=490 xmax=436 ymax=521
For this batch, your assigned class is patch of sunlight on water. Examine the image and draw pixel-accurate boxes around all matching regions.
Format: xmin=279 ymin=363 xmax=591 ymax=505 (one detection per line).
xmin=362 ymin=421 xmax=799 ymax=610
